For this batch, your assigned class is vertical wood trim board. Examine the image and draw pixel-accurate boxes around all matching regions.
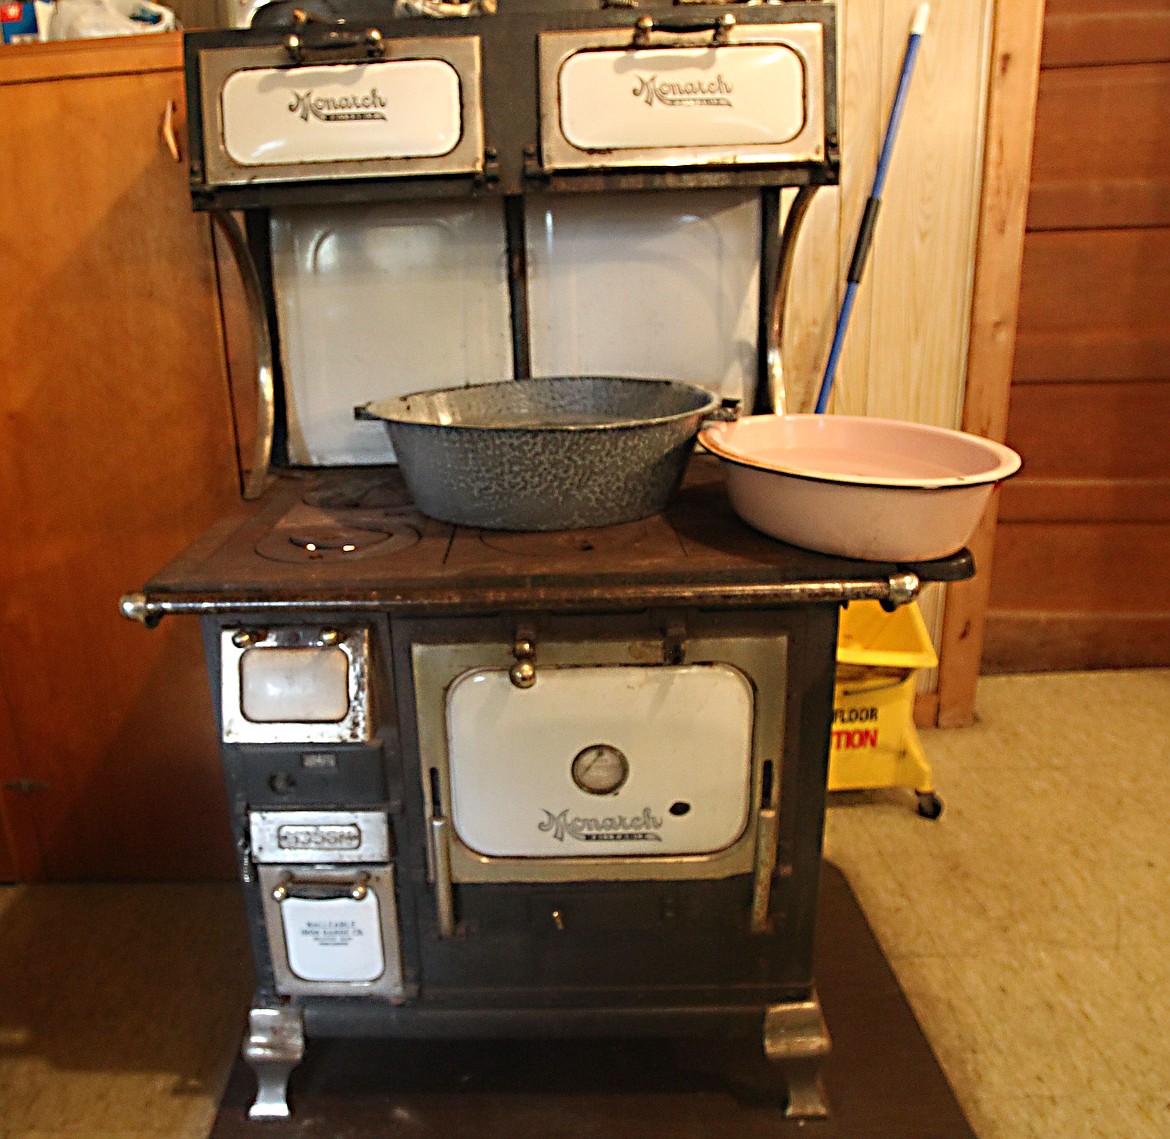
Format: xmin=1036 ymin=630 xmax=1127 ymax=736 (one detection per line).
xmin=936 ymin=0 xmax=1047 ymax=727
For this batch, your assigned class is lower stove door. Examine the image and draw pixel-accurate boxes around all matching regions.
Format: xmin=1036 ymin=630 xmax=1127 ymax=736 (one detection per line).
xmin=257 ymin=864 xmax=406 ymax=1002
xmin=412 ymin=631 xmax=788 ymax=887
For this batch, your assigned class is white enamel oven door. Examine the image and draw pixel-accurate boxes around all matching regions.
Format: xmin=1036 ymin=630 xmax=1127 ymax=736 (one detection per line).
xmin=197 ymin=38 xmax=484 ymax=189
xmin=538 ymin=22 xmax=825 ymax=172
xmin=412 ymin=633 xmax=787 ymax=884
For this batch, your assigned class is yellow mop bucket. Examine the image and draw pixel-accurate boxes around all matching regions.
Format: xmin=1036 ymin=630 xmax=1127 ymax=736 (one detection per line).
xmin=830 ymin=600 xmax=943 ymax=817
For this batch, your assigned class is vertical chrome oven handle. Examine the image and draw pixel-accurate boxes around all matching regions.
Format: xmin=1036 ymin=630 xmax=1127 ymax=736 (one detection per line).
xmin=429 ymin=816 xmax=457 ymax=937
xmin=211 ymin=210 xmax=275 ymax=502
xmin=750 ymin=758 xmax=782 ymax=934
xmin=766 ymin=184 xmax=819 ymax=416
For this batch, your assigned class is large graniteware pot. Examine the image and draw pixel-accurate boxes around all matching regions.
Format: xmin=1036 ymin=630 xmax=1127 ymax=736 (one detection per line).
xmin=359 ymin=376 xmax=722 ymax=531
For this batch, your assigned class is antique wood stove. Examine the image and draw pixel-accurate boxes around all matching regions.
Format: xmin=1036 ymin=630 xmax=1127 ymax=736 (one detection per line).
xmin=121 ymin=0 xmax=972 ymax=1121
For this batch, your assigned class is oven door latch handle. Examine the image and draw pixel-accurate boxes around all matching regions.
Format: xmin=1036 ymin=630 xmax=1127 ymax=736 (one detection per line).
xmin=510 ymin=632 xmax=538 ymax=689
xmin=632 ymin=13 xmax=735 ymax=48
xmin=271 ymin=871 xmax=372 ymax=903
xmin=285 ymin=11 xmax=386 ymax=64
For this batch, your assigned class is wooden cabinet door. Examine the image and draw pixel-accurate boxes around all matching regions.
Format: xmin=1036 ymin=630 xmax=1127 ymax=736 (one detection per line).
xmin=0 ymin=43 xmax=243 ymax=880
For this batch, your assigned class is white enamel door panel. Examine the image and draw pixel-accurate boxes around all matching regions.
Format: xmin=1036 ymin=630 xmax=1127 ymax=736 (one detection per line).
xmin=272 ymin=200 xmax=513 ymax=465
xmin=445 ymin=664 xmax=754 ymax=858
xmin=525 ymin=190 xmax=760 ymax=406
xmin=539 ymin=24 xmax=825 ymax=170
xmin=560 ymin=46 xmax=804 ymax=151
xmin=223 ymin=60 xmax=462 ymax=166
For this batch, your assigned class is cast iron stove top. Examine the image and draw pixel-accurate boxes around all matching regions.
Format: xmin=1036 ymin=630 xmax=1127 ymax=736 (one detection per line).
xmin=134 ymin=458 xmax=973 ymax=618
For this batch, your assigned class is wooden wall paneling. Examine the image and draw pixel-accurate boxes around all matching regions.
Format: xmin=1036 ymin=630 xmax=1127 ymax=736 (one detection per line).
xmin=936 ymin=0 xmax=1047 ymax=727
xmin=0 ymin=43 xmax=243 ymax=879
xmin=776 ymin=0 xmax=882 ymax=417
xmin=1001 ymin=479 xmax=1170 ymax=525
xmin=1001 ymin=379 xmax=1170 ymax=482
xmin=862 ymin=0 xmax=992 ymax=428
xmin=827 ymin=0 xmax=882 ymax=418
xmin=991 ymin=522 xmax=1170 ymax=612
xmin=862 ymin=0 xmax=995 ymax=704
xmin=785 ymin=0 xmax=1004 ymax=713
xmin=981 ymin=613 xmax=1170 ymax=674
xmin=985 ymin=517 xmax=1170 ymax=672
xmin=982 ymin=0 xmax=1170 ymax=675
xmin=1028 ymin=62 xmax=1170 ymax=231
xmin=1013 ymin=228 xmax=1170 ymax=382
xmin=1041 ymin=0 xmax=1170 ymax=68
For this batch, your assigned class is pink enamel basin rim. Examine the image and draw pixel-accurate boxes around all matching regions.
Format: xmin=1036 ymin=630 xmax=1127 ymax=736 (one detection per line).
xmin=700 ymin=415 xmax=1021 ymax=488
xmin=699 ymin=415 xmax=1022 ymax=562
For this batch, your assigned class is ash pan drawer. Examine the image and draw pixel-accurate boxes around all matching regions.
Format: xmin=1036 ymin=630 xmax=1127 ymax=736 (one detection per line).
xmin=251 ymin=811 xmax=404 ymax=1001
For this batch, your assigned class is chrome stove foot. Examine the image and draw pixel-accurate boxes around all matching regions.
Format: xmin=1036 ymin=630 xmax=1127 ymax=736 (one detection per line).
xmin=243 ymin=1003 xmax=306 ymax=1120
xmin=763 ymin=995 xmax=831 ymax=1119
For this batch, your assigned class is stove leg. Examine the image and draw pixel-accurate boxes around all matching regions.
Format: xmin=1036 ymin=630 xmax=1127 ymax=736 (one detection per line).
xmin=763 ymin=996 xmax=831 ymax=1119
xmin=243 ymin=1003 xmax=305 ymax=1120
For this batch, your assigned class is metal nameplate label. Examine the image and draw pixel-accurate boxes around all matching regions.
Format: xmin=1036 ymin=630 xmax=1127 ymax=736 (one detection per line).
xmin=276 ymin=823 xmax=362 ymax=852
xmin=250 ymin=811 xmax=391 ymax=864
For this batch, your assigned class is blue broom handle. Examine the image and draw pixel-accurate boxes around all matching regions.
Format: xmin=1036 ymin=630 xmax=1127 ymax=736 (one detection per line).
xmin=814 ymin=3 xmax=930 ymax=415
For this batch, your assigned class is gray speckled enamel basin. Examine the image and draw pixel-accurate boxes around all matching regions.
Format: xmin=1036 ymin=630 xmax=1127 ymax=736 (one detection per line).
xmin=361 ymin=376 xmax=720 ymax=531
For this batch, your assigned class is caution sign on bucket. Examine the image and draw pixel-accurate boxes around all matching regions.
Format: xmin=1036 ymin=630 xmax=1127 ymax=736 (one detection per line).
xmin=829 ymin=600 xmax=943 ymax=818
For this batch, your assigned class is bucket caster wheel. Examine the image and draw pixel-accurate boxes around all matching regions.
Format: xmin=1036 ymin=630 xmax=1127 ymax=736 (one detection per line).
xmin=916 ymin=791 xmax=943 ymax=820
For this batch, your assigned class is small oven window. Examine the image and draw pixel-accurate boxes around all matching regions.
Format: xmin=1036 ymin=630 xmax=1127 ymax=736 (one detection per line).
xmin=240 ymin=647 xmax=351 ymax=724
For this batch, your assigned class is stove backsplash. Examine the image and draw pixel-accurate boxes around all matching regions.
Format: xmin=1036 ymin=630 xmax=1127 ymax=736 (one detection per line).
xmin=274 ymin=190 xmax=760 ymax=467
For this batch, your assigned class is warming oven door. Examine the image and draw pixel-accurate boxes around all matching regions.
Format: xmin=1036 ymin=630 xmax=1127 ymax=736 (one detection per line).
xmin=194 ymin=35 xmax=484 ymax=191
xmin=538 ymin=21 xmax=827 ymax=172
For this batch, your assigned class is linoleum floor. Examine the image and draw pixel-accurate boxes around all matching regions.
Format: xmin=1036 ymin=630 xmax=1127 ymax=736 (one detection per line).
xmin=0 ymin=669 xmax=1165 ymax=1138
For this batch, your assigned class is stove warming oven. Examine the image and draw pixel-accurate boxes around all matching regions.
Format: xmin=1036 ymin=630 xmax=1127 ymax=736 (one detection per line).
xmin=122 ymin=0 xmax=972 ymax=1123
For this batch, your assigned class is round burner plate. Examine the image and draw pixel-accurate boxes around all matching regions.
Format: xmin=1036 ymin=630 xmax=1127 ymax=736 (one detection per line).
xmin=257 ymin=520 xmax=420 ymax=564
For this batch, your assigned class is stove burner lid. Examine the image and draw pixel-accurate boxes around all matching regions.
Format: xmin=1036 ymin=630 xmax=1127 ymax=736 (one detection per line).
xmin=302 ymin=475 xmax=413 ymax=512
xmin=479 ymin=520 xmax=650 ymax=559
xmin=257 ymin=501 xmax=421 ymax=563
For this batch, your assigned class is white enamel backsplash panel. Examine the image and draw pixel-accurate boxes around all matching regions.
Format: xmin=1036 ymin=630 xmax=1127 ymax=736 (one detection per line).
xmin=559 ymin=46 xmax=806 ymax=152
xmin=222 ymin=60 xmax=462 ymax=167
xmin=525 ymin=190 xmax=760 ymax=405
xmin=445 ymin=664 xmax=754 ymax=858
xmin=272 ymin=201 xmax=513 ymax=465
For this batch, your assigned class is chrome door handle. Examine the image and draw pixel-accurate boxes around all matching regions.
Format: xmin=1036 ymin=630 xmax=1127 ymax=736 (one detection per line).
xmin=271 ymin=871 xmax=373 ymax=902
xmin=631 ymin=14 xmax=735 ymax=48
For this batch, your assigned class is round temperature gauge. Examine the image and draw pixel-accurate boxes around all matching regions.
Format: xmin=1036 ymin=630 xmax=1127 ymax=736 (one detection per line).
xmin=571 ymin=744 xmax=630 ymax=796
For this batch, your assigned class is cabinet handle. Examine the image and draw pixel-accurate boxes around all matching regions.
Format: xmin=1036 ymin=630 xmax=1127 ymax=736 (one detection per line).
xmin=161 ymin=100 xmax=182 ymax=163
xmin=212 ymin=211 xmax=276 ymax=501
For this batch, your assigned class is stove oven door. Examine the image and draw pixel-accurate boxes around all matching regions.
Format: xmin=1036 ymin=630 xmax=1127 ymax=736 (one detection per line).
xmin=412 ymin=629 xmax=786 ymax=904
